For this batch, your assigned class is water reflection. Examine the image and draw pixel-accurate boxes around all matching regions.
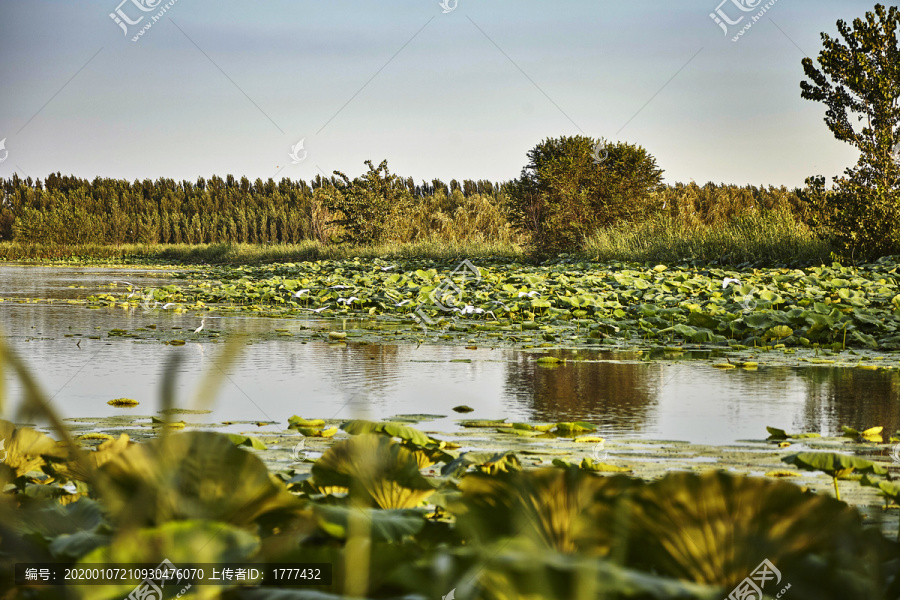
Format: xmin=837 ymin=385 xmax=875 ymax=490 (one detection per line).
xmin=504 ymin=350 xmax=662 ymax=432
xmin=799 ymin=367 xmax=900 ymax=436
xmin=1 ymin=265 xmax=899 ymax=445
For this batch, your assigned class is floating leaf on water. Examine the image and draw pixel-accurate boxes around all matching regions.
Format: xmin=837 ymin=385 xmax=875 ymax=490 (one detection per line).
xmin=580 ymin=457 xmax=631 ymax=472
xmin=327 ymin=331 xmax=348 ymax=340
xmin=225 ymin=434 xmax=268 ymax=450
xmin=341 ymin=420 xmax=435 ymax=447
xmin=842 ymin=425 xmax=883 ymax=443
xmin=107 ymin=398 xmax=139 ymax=407
xmin=77 ymin=433 xmax=114 ymax=441
xmin=575 ymin=436 xmax=605 ymax=444
xmin=765 ymin=470 xmax=799 ymax=478
xmin=712 ymin=363 xmax=736 ymax=369
xmin=288 ymin=416 xmax=326 ymax=429
xmin=158 ymin=408 xmax=212 ymax=415
xmin=453 ymin=405 xmax=475 ymax=413
xmin=168 ymin=340 xmax=186 ymax=346
xmin=554 ymin=422 xmax=597 ymax=435
xmin=536 ymin=356 xmax=561 ymax=364
xmin=460 ymin=419 xmax=510 ymax=428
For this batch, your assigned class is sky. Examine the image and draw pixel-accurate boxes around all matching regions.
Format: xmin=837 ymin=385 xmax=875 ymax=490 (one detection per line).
xmin=0 ymin=0 xmax=879 ymax=188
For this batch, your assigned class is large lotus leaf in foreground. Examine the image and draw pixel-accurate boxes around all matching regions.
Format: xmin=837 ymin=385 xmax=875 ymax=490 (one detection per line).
xmin=311 ymin=433 xmax=436 ymax=509
xmin=450 ymin=466 xmax=638 ymax=555
xmin=387 ymin=544 xmax=721 ymax=600
xmin=626 ymin=471 xmax=889 ymax=598
xmin=98 ymin=431 xmax=303 ymax=527
xmin=72 ymin=519 xmax=259 ymax=600
xmin=0 ymin=419 xmax=69 ymax=478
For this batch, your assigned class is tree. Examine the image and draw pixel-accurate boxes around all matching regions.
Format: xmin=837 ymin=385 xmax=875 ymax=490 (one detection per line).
xmin=319 ymin=160 xmax=411 ymax=245
xmin=800 ymin=4 xmax=900 ymax=259
xmin=505 ymin=135 xmax=663 ymax=251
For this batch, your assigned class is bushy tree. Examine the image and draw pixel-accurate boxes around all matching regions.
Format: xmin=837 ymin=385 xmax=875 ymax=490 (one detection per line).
xmin=505 ymin=135 xmax=664 ymax=251
xmin=800 ymin=4 xmax=900 ymax=259
xmin=318 ymin=160 xmax=411 ymax=245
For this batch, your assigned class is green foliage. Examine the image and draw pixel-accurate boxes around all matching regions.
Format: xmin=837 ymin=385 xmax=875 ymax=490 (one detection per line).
xmin=505 ymin=135 xmax=664 ymax=251
xmin=317 ymin=160 xmax=413 ymax=245
xmin=800 ymin=4 xmax=900 ymax=259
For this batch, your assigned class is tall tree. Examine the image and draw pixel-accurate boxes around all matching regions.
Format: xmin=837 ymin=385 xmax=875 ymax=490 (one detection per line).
xmin=801 ymin=4 xmax=900 ymax=258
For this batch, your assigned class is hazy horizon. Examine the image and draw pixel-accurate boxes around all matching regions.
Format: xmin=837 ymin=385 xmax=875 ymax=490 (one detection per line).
xmin=0 ymin=0 xmax=872 ymax=188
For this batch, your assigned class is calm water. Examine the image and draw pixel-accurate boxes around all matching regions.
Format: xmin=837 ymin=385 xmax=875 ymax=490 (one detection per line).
xmin=1 ymin=265 xmax=897 ymax=445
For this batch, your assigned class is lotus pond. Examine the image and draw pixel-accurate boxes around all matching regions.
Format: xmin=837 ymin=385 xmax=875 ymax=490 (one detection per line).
xmin=4 ymin=259 xmax=900 ymax=599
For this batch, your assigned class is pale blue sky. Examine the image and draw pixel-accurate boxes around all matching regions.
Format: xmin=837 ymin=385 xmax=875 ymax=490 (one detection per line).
xmin=0 ymin=0 xmax=876 ymax=187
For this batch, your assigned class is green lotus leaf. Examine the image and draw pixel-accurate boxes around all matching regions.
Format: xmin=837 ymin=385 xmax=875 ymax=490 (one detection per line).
xmin=579 ymin=458 xmax=631 ymax=472
xmin=765 ymin=325 xmax=793 ymax=340
xmin=441 ymin=451 xmax=521 ymax=477
xmin=782 ymin=451 xmax=887 ymax=500
xmin=99 ymin=432 xmax=302 ymax=527
xmin=313 ymin=504 xmax=425 ymax=542
xmin=340 ymin=419 xmax=435 ymax=447
xmin=451 ymin=467 xmax=639 ymax=555
xmin=225 ymin=433 xmax=268 ymax=450
xmin=288 ymin=416 xmax=326 ymax=429
xmin=72 ymin=520 xmax=259 ymax=599
xmin=0 ymin=420 xmax=70 ymax=478
xmin=626 ymin=470 xmax=880 ymax=594
xmin=311 ymin=434 xmax=435 ymax=509
xmin=554 ymin=422 xmax=597 ymax=435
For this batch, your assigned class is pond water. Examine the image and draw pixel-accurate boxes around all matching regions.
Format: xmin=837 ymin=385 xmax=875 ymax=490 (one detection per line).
xmin=1 ymin=265 xmax=898 ymax=446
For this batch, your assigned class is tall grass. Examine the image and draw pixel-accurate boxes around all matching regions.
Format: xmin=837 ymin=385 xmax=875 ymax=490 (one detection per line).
xmin=583 ymin=209 xmax=834 ymax=266
xmin=0 ymin=239 xmax=527 ymax=265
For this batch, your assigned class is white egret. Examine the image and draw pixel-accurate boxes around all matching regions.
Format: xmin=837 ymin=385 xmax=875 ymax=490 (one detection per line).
xmin=291 ymin=289 xmax=310 ymax=298
xmin=518 ymin=291 xmax=540 ymax=298
xmin=722 ymin=277 xmax=742 ymax=289
xmin=394 ymin=299 xmax=411 ymax=307
xmin=337 ymin=296 xmax=358 ymax=305
xmin=194 ymin=318 xmax=206 ymax=334
xmin=302 ymin=306 xmax=331 ymax=313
